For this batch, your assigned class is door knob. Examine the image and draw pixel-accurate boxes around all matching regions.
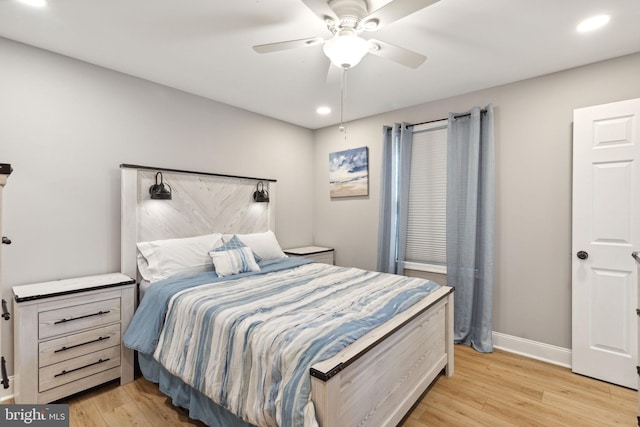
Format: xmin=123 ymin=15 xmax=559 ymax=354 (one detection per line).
xmin=577 ymin=251 xmax=588 ymax=260
xmin=1 ymin=237 xmax=10 ymax=245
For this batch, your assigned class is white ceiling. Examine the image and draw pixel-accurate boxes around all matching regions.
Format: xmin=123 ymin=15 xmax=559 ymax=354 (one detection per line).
xmin=1 ymin=0 xmax=639 ymax=129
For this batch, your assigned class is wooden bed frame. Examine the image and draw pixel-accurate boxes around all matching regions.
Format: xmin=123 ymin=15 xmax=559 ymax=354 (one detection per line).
xmin=120 ymin=164 xmax=454 ymax=427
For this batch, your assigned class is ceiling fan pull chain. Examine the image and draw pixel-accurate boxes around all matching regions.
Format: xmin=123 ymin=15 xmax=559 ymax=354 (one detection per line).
xmin=340 ymin=68 xmax=348 ymax=137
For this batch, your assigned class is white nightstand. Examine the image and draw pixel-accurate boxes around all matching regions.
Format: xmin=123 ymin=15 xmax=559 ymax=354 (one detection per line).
xmin=284 ymin=246 xmax=334 ymax=265
xmin=12 ymin=273 xmax=136 ymax=404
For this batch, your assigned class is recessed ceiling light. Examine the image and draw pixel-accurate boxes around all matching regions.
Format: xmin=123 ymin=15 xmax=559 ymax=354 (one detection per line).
xmin=576 ymin=14 xmax=610 ymax=33
xmin=316 ymin=106 xmax=331 ymax=115
xmin=18 ymin=0 xmax=47 ymax=6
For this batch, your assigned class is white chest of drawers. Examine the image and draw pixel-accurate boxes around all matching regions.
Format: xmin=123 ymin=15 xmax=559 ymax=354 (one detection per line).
xmin=12 ymin=273 xmax=135 ymax=404
xmin=284 ymin=246 xmax=335 ymax=265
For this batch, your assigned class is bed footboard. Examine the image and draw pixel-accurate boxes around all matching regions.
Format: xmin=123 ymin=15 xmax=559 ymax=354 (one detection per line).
xmin=310 ymin=286 xmax=454 ymax=427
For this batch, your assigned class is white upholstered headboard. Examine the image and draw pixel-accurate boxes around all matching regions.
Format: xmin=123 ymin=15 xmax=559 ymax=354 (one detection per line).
xmin=120 ymin=164 xmax=276 ymax=280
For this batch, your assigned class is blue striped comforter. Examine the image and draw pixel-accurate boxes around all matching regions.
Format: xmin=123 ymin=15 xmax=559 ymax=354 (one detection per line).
xmin=124 ymin=258 xmax=440 ymax=427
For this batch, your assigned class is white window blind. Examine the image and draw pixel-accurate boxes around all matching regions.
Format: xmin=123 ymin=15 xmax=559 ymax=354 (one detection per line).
xmin=405 ymin=125 xmax=447 ymax=266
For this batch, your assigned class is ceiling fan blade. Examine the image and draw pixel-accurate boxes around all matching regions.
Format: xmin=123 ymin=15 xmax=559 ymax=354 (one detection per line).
xmin=363 ymin=0 xmax=440 ymax=30
xmin=300 ymin=0 xmax=339 ymax=23
xmin=367 ymin=39 xmax=426 ymax=68
xmin=253 ymin=37 xmax=324 ymax=54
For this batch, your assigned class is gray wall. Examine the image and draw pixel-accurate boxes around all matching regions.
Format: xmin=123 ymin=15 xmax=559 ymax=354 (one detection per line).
xmin=0 ymin=38 xmax=315 ymax=375
xmin=313 ymin=52 xmax=640 ymax=349
xmin=1 ymin=33 xmax=639 ymax=381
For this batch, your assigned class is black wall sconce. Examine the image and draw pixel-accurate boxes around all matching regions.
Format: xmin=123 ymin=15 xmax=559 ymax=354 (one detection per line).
xmin=149 ymin=171 xmax=172 ymax=200
xmin=253 ymin=181 xmax=269 ymax=202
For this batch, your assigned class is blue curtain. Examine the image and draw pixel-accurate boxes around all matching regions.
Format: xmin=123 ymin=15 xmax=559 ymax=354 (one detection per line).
xmin=377 ymin=122 xmax=413 ymax=274
xmin=446 ymin=105 xmax=495 ymax=352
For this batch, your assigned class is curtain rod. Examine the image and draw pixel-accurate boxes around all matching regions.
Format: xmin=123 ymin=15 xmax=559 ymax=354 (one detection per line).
xmin=409 ymin=108 xmax=488 ymax=127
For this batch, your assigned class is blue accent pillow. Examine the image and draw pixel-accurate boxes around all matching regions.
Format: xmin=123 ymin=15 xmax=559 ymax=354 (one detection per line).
xmin=213 ymin=235 xmax=262 ymax=262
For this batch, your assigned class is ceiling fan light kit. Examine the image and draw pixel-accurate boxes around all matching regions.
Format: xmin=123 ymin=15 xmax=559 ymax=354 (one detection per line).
xmin=323 ymin=30 xmax=369 ymax=69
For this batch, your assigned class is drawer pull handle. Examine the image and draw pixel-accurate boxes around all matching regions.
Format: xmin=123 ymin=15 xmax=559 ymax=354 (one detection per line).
xmin=1 ymin=299 xmax=9 ymax=321
xmin=54 ymin=336 xmax=111 ymax=353
xmin=54 ymin=310 xmax=111 ymax=325
xmin=54 ymin=358 xmax=110 ymax=377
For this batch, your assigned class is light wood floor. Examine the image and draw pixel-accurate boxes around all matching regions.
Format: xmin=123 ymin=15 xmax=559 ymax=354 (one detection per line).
xmin=3 ymin=345 xmax=637 ymax=426
xmin=402 ymin=345 xmax=636 ymax=427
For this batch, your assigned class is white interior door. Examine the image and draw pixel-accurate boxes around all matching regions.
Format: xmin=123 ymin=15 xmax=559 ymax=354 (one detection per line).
xmin=572 ymin=98 xmax=640 ymax=390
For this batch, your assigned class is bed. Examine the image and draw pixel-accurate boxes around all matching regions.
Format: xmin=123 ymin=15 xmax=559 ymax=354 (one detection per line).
xmin=120 ymin=164 xmax=454 ymax=427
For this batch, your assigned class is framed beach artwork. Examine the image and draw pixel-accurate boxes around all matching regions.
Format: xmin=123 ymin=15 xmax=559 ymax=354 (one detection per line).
xmin=329 ymin=146 xmax=369 ymax=198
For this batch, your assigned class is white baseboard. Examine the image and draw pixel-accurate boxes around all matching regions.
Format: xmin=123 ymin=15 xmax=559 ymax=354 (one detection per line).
xmin=492 ymin=332 xmax=572 ymax=368
xmin=0 ymin=375 xmax=14 ymax=402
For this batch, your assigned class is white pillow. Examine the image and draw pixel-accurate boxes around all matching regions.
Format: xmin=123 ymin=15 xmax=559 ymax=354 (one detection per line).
xmin=209 ymin=247 xmax=261 ymax=277
xmin=137 ymin=233 xmax=223 ymax=282
xmin=136 ymin=251 xmax=153 ymax=282
xmin=224 ymin=230 xmax=286 ymax=261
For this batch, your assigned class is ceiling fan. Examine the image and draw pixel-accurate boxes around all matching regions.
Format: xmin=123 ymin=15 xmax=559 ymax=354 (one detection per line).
xmin=253 ymin=0 xmax=440 ymax=70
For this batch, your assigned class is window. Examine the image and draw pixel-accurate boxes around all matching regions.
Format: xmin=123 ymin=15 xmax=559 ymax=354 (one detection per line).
xmin=403 ymin=122 xmax=447 ymax=273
